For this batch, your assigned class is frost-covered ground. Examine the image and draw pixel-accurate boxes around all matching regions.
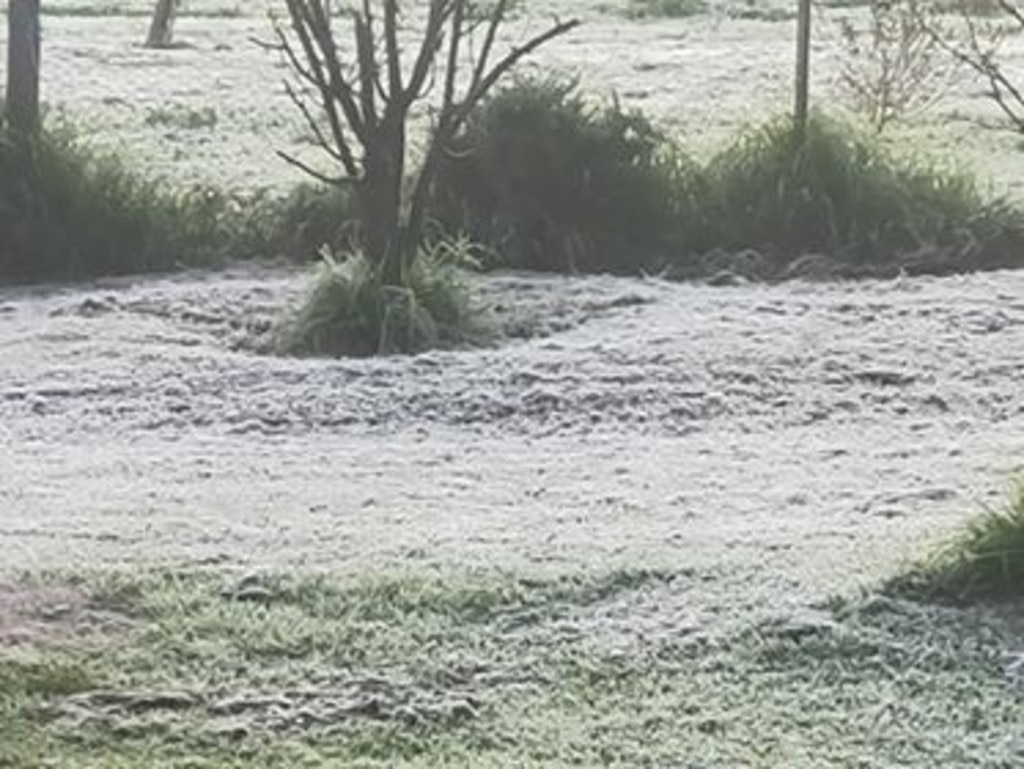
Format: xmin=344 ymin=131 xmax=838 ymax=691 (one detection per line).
xmin=2 ymin=7 xmax=1024 ymax=763
xmin=2 ymin=265 xmax=1023 ymax=626
xmin=0 ymin=0 xmax=1023 ymax=607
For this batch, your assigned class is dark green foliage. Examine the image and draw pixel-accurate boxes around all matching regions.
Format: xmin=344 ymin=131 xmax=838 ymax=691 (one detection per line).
xmin=626 ymin=0 xmax=707 ymax=18
xmin=437 ymin=86 xmax=1020 ymax=279
xmin=277 ymin=240 xmax=482 ymax=357
xmin=891 ymin=481 xmax=1024 ymax=602
xmin=251 ymin=183 xmax=355 ymax=263
xmin=0 ymin=124 xmax=355 ymax=282
xmin=0 ymin=125 xmax=236 ymax=282
xmin=436 ymin=77 xmax=691 ymax=273
xmin=703 ymin=114 xmax=1017 ymax=267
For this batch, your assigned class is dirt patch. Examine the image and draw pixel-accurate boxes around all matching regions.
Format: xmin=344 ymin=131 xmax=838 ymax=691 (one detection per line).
xmin=0 ymin=583 xmax=132 ymax=648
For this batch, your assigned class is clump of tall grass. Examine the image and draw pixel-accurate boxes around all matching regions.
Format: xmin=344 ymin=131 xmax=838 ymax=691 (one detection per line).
xmin=247 ymin=183 xmax=356 ymax=263
xmin=435 ymin=76 xmax=696 ymax=274
xmin=702 ymin=114 xmax=1014 ymax=268
xmin=626 ymin=0 xmax=707 ymax=18
xmin=277 ymin=239 xmax=483 ymax=357
xmin=893 ymin=481 xmax=1024 ymax=602
xmin=438 ymin=87 xmax=1021 ymax=279
xmin=0 ymin=122 xmax=356 ymax=282
xmin=0 ymin=124 xmax=236 ymax=282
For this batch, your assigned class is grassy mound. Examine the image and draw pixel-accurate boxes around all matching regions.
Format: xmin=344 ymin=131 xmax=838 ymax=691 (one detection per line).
xmin=699 ymin=114 xmax=1021 ymax=274
xmin=438 ymin=93 xmax=1022 ymax=280
xmin=0 ymin=125 xmax=240 ymax=282
xmin=277 ymin=240 xmax=482 ymax=357
xmin=436 ymin=77 xmax=692 ymax=274
xmin=0 ymin=123 xmax=358 ymax=282
xmin=891 ymin=480 xmax=1024 ymax=602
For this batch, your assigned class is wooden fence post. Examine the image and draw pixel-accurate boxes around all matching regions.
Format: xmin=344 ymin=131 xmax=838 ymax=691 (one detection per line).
xmin=794 ymin=0 xmax=812 ymax=140
xmin=6 ymin=0 xmax=42 ymax=135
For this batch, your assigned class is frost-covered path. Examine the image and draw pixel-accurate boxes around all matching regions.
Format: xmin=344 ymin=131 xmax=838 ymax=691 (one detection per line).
xmin=1 ymin=267 xmax=1022 ymax=621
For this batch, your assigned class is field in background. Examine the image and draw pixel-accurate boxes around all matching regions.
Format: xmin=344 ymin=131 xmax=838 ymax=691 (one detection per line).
xmin=2 ymin=0 xmax=1024 ymax=198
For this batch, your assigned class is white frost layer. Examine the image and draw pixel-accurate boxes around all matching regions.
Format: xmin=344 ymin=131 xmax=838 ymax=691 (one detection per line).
xmin=1 ymin=267 xmax=1022 ymax=615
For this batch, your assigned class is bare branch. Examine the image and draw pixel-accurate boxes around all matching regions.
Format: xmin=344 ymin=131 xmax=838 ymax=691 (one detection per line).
xmin=406 ymin=11 xmax=580 ymax=261
xmin=277 ymin=12 xmax=364 ymax=175
xmin=284 ymin=81 xmax=359 ymax=177
xmin=460 ymin=18 xmax=581 ymax=128
xmin=383 ymin=0 xmax=403 ymax=97
xmin=405 ymin=0 xmax=458 ymax=109
xmin=921 ymin=8 xmax=1024 ymax=133
xmin=442 ymin=0 xmax=465 ymax=115
xmin=277 ymin=150 xmax=347 ymax=187
xmin=997 ymin=0 xmax=1024 ymax=28
xmin=469 ymin=0 xmax=508 ymax=96
xmin=355 ymin=16 xmax=380 ymax=132
xmin=302 ymin=0 xmax=370 ymax=141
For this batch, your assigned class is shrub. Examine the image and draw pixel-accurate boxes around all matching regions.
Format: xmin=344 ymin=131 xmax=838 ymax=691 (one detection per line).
xmin=0 ymin=124 xmax=236 ymax=282
xmin=891 ymin=480 xmax=1024 ymax=601
xmin=702 ymin=113 xmax=1016 ymax=267
xmin=626 ymin=0 xmax=707 ymax=18
xmin=250 ymin=183 xmax=355 ymax=262
xmin=435 ymin=77 xmax=694 ymax=274
xmin=277 ymin=238 xmax=483 ymax=357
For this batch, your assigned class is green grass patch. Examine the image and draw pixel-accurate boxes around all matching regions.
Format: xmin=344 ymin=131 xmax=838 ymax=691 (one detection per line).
xmin=435 ymin=76 xmax=695 ymax=274
xmin=144 ymin=104 xmax=218 ymax=131
xmin=438 ymin=87 xmax=1023 ymax=280
xmin=40 ymin=4 xmax=245 ymax=18
xmin=890 ymin=480 xmax=1024 ymax=602
xmin=254 ymin=182 xmax=356 ymax=263
xmin=0 ymin=567 xmax=674 ymax=767
xmin=276 ymin=238 xmax=485 ymax=357
xmin=625 ymin=0 xmax=707 ymax=18
xmin=0 ymin=568 xmax=1019 ymax=767
xmin=0 ymin=124 xmax=244 ymax=282
xmin=701 ymin=113 xmax=1019 ymax=271
xmin=0 ymin=122 xmax=357 ymax=283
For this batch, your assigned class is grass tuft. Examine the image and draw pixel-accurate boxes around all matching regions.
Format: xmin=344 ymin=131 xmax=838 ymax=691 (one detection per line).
xmin=702 ymin=113 xmax=1014 ymax=268
xmin=435 ymin=76 xmax=688 ymax=274
xmin=276 ymin=238 xmax=484 ymax=357
xmin=892 ymin=480 xmax=1024 ymax=602
xmin=438 ymin=93 xmax=1022 ymax=280
xmin=0 ymin=124 xmax=240 ymax=282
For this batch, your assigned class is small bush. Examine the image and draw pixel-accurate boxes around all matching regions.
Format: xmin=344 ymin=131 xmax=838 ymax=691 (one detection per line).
xmin=626 ymin=0 xmax=706 ymax=18
xmin=277 ymin=239 xmax=483 ymax=357
xmin=435 ymin=77 xmax=693 ymax=274
xmin=0 ymin=125 xmax=237 ymax=282
xmin=895 ymin=481 xmax=1024 ymax=602
xmin=249 ymin=183 xmax=355 ymax=263
xmin=702 ymin=114 xmax=1015 ymax=266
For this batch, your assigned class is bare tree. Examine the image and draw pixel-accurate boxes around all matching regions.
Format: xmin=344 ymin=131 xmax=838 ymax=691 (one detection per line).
xmin=146 ymin=0 xmax=181 ymax=48
xmin=6 ymin=0 xmax=42 ymax=135
xmin=836 ymin=0 xmax=955 ymax=133
xmin=275 ymin=0 xmax=579 ymax=283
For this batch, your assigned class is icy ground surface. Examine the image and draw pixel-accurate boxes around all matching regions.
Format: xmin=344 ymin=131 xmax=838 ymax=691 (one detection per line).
xmin=2 ymin=267 xmax=1023 ymax=627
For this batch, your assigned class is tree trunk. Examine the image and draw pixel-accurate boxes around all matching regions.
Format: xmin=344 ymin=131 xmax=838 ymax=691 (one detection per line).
xmin=6 ymin=0 xmax=42 ymax=136
xmin=794 ymin=0 xmax=813 ymax=139
xmin=358 ymin=120 xmax=406 ymax=284
xmin=146 ymin=0 xmax=180 ymax=48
